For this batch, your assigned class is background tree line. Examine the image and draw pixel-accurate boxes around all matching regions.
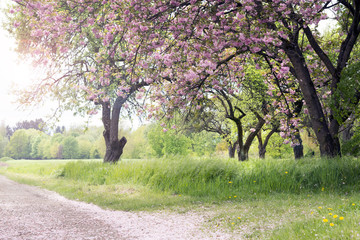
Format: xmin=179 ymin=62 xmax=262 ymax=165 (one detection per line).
xmin=0 ymin=118 xmax=334 ymax=160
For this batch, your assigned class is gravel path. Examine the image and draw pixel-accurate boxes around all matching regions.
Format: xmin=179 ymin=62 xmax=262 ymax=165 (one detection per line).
xmin=0 ymin=175 xmax=231 ymax=240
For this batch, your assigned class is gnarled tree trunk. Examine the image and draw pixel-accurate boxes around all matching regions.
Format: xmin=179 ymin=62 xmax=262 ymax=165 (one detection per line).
xmin=102 ymin=97 xmax=128 ymax=163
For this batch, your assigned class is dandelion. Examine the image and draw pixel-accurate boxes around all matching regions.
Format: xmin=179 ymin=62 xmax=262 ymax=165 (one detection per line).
xmin=333 ymin=215 xmax=338 ymax=219
xmin=329 ymin=213 xmax=333 ymax=216
xmin=323 ymin=219 xmax=329 ymax=223
xmin=234 ymin=196 xmax=237 ymax=198
xmin=321 ymin=187 xmax=325 ymax=191
xmin=327 ymin=208 xmax=333 ymax=210
xmin=229 ymin=181 xmax=233 ymax=184
xmin=330 ymin=223 xmax=334 ymax=227
xmin=339 ymin=217 xmax=344 ymax=220
xmin=310 ymin=211 xmax=314 ymax=215
xmin=253 ymin=181 xmax=256 ymax=183
xmin=238 ymin=217 xmax=241 ymax=220
xmin=318 ymin=206 xmax=323 ymax=209
xmin=229 ymin=196 xmax=232 ymax=198
xmin=352 ymin=203 xmax=356 ymax=206
xmin=231 ymin=222 xmax=235 ymax=225
xmin=285 ymin=171 xmax=288 ymax=174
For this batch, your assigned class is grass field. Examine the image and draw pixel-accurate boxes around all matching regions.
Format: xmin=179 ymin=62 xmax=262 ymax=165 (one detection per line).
xmin=1 ymin=157 xmax=360 ymax=239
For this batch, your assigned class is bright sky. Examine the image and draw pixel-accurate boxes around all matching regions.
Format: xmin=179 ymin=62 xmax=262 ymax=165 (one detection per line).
xmin=0 ymin=0 xmax=104 ymax=128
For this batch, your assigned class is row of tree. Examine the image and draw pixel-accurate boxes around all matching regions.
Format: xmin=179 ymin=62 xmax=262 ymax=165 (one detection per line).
xmin=6 ymin=0 xmax=360 ymax=162
xmin=0 ymin=119 xmax=300 ymax=160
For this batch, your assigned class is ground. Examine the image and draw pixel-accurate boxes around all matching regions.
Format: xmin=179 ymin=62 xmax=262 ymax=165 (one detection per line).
xmin=0 ymin=175 xmax=232 ymax=240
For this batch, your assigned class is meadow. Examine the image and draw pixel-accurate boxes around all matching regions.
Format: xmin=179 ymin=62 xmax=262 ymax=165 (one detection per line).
xmin=1 ymin=156 xmax=360 ymax=239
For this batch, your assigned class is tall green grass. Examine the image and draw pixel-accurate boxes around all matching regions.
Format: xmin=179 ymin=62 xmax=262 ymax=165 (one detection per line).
xmin=2 ymin=157 xmax=360 ymax=239
xmin=59 ymin=156 xmax=360 ymax=199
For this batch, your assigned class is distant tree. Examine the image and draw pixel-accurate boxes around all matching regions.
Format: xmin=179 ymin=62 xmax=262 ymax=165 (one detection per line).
xmin=5 ymin=126 xmax=13 ymax=140
xmin=122 ymin=125 xmax=151 ymax=159
xmin=77 ymin=139 xmax=92 ymax=159
xmin=90 ymin=130 xmax=106 ymax=159
xmin=5 ymin=129 xmax=43 ymax=159
xmin=30 ymin=132 xmax=48 ymax=159
xmin=47 ymin=133 xmax=64 ymax=159
xmin=6 ymin=119 xmax=46 ymax=139
xmin=5 ymin=129 xmax=30 ymax=159
xmin=38 ymin=136 xmax=57 ymax=159
xmin=188 ymin=131 xmax=220 ymax=157
xmin=62 ymin=136 xmax=79 ymax=159
xmin=0 ymin=122 xmax=8 ymax=158
xmin=55 ymin=126 xmax=65 ymax=134
xmin=267 ymin=133 xmax=293 ymax=159
xmin=146 ymin=124 xmax=191 ymax=157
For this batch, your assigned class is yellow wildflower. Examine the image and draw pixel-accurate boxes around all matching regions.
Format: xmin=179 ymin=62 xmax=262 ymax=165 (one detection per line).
xmin=318 ymin=206 xmax=323 ymax=209
xmin=237 ymin=217 xmax=241 ymax=220
xmin=229 ymin=181 xmax=233 ymax=184
xmin=321 ymin=187 xmax=325 ymax=191
xmin=329 ymin=213 xmax=333 ymax=216
xmin=285 ymin=171 xmax=288 ymax=174
xmin=330 ymin=223 xmax=334 ymax=226
xmin=333 ymin=215 xmax=338 ymax=219
xmin=352 ymin=203 xmax=356 ymax=206
xmin=323 ymin=219 xmax=328 ymax=223
xmin=339 ymin=217 xmax=344 ymax=220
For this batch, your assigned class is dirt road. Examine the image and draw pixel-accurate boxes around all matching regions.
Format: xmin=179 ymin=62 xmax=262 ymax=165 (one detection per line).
xmin=0 ymin=175 xmax=228 ymax=240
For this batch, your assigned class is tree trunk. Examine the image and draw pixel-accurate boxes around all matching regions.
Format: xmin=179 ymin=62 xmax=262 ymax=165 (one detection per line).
xmin=292 ymin=130 xmax=303 ymax=159
xmin=257 ymin=132 xmax=265 ymax=159
xmin=234 ymin=120 xmax=247 ymax=161
xmin=284 ymin=42 xmax=340 ymax=157
xmin=104 ymin=136 xmax=127 ymax=163
xmin=342 ymin=124 xmax=353 ymax=143
xmin=257 ymin=126 xmax=277 ymax=159
xmin=228 ymin=142 xmax=237 ymax=158
xmin=243 ymin=111 xmax=266 ymax=160
xmin=236 ymin=143 xmax=247 ymax=161
xmin=299 ymin=19 xmax=360 ymax=157
xmin=102 ymin=97 xmax=128 ymax=163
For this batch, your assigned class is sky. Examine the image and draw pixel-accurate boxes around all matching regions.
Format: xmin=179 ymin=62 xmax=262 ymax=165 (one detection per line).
xmin=0 ymin=0 xmax=104 ymax=128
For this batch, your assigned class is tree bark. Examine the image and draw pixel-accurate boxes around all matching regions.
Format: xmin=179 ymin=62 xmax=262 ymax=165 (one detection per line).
xmin=292 ymin=130 xmax=304 ymax=159
xmin=235 ymin=119 xmax=247 ymax=161
xmin=283 ymin=41 xmax=340 ymax=157
xmin=228 ymin=141 xmax=237 ymax=158
xmin=242 ymin=111 xmax=266 ymax=160
xmin=257 ymin=132 xmax=265 ymax=159
xmin=257 ymin=126 xmax=278 ymax=159
xmin=236 ymin=114 xmax=265 ymax=161
xmin=102 ymin=97 xmax=128 ymax=163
